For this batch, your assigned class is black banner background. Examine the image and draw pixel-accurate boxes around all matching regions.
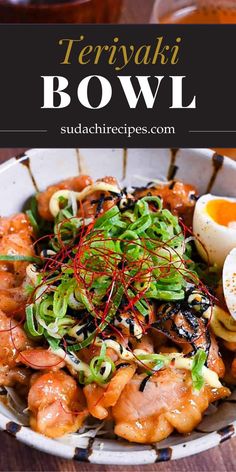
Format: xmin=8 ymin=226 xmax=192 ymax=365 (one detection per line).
xmin=0 ymin=24 xmax=235 ymax=147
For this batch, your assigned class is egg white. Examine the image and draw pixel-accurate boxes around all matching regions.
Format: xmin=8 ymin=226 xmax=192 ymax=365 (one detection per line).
xmin=223 ymin=248 xmax=236 ymax=320
xmin=193 ymin=194 xmax=236 ymax=268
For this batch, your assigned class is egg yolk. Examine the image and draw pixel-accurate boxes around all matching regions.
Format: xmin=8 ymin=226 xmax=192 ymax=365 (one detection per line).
xmin=206 ymin=199 xmax=236 ymax=227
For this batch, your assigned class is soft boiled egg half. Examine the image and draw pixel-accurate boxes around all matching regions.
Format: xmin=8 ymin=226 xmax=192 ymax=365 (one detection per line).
xmin=193 ymin=194 xmax=236 ymax=268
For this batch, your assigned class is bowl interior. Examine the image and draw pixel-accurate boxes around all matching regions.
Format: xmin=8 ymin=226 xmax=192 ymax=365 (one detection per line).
xmin=0 ymin=148 xmax=235 ymax=465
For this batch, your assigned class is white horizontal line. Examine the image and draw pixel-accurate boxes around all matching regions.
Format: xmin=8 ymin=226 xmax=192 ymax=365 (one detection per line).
xmin=0 ymin=130 xmax=48 ymax=133
xmin=189 ymin=130 xmax=236 ymax=133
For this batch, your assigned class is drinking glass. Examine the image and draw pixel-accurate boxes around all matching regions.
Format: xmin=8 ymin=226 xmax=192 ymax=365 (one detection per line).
xmin=0 ymin=0 xmax=123 ymax=23
xmin=150 ymin=0 xmax=236 ymax=159
xmin=151 ymin=0 xmax=236 ymax=24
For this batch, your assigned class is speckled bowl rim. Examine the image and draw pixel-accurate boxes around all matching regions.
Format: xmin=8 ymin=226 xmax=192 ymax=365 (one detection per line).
xmin=0 ymin=412 xmax=235 ymax=465
xmin=0 ymin=148 xmax=235 ymax=465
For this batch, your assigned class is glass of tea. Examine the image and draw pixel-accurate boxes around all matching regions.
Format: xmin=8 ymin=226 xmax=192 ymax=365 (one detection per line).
xmin=151 ymin=0 xmax=236 ymax=24
xmin=150 ymin=0 xmax=236 ymax=160
xmin=0 ymin=0 xmax=123 ymax=23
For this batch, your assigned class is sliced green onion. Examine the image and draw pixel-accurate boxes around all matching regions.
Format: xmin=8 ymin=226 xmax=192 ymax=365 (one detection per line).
xmin=0 ymin=254 xmax=40 ymax=263
xmin=45 ymin=333 xmax=60 ymax=351
xmin=94 ymin=206 xmax=120 ymax=229
xmin=85 ymin=344 xmax=115 ymax=385
xmin=128 ymin=214 xmax=152 ymax=234
xmin=28 ymin=193 xmax=206 ymax=354
xmin=68 ymin=285 xmax=124 ymax=351
xmin=26 ymin=209 xmax=39 ymax=234
xmin=145 ymin=288 xmax=185 ymax=301
xmin=136 ymin=353 xmax=168 ymax=369
xmin=53 ymin=279 xmax=75 ymax=318
xmin=26 ymin=305 xmax=44 ymax=337
xmin=191 ymin=349 xmax=207 ymax=391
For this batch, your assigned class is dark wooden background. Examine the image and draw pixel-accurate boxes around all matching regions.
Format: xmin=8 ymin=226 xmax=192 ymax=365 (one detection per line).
xmin=0 ymin=1 xmax=236 ymax=469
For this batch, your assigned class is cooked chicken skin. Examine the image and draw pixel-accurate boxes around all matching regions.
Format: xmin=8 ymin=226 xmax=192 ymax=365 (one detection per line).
xmin=37 ymin=175 xmax=93 ymax=221
xmin=80 ymin=176 xmax=120 ymax=218
xmin=0 ymin=213 xmax=34 ymax=314
xmin=84 ymin=364 xmax=136 ymax=420
xmin=182 ymin=330 xmax=225 ymax=378
xmin=0 ymin=213 xmax=34 ymax=279
xmin=206 ymin=333 xmax=225 ymax=378
xmin=17 ymin=349 xmax=65 ymax=371
xmin=133 ymin=334 xmax=154 ymax=354
xmin=28 ymin=370 xmax=87 ymax=438
xmin=79 ymin=346 xmax=119 ymax=365
xmin=112 ymin=368 xmax=229 ymax=443
xmin=156 ymin=304 xmax=225 ymax=378
xmin=134 ymin=181 xmax=198 ymax=226
xmin=0 ymin=309 xmax=31 ymax=386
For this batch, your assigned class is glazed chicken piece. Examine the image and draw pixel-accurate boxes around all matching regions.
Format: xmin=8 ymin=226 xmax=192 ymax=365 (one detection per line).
xmin=84 ymin=364 xmax=136 ymax=420
xmin=231 ymin=357 xmax=236 ymax=377
xmin=37 ymin=175 xmax=93 ymax=221
xmin=0 ymin=213 xmax=34 ymax=279
xmin=79 ymin=345 xmax=119 ymax=365
xmin=17 ymin=349 xmax=65 ymax=371
xmin=28 ymin=370 xmax=87 ymax=438
xmin=134 ymin=181 xmax=198 ymax=226
xmin=205 ymin=332 xmax=225 ymax=377
xmin=0 ymin=212 xmax=33 ymax=239
xmin=132 ymin=334 xmax=155 ymax=354
xmin=112 ymin=368 xmax=230 ymax=444
xmin=80 ymin=176 xmax=120 ymax=219
xmin=0 ymin=285 xmax=31 ymax=315
xmin=0 ymin=309 xmax=31 ymax=387
xmin=222 ymin=343 xmax=236 ymax=383
xmin=37 ymin=175 xmax=119 ymax=221
xmin=0 ymin=213 xmax=35 ymax=314
xmin=182 ymin=330 xmax=225 ymax=378
xmin=156 ymin=304 xmax=225 ymax=378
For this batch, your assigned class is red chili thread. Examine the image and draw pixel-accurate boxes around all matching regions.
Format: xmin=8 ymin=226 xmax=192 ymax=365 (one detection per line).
xmin=14 ymin=195 xmax=217 ymax=368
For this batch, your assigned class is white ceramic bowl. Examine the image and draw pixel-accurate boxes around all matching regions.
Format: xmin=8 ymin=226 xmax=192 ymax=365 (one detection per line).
xmin=0 ymin=148 xmax=235 ymax=465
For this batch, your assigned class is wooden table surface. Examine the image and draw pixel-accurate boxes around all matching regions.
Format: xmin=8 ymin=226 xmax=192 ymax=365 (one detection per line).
xmin=0 ymin=2 xmax=236 ymax=469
